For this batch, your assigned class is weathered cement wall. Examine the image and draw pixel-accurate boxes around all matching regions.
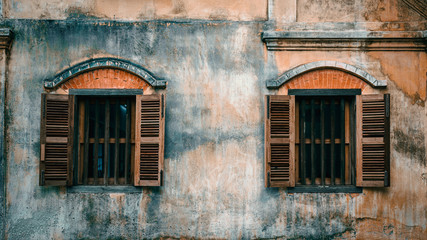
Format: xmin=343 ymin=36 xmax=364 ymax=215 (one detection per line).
xmin=271 ymin=0 xmax=425 ymax=22
xmin=0 ymin=18 xmax=425 ymax=239
xmin=271 ymin=0 xmax=426 ymax=31
xmin=0 ymin=0 xmax=426 ymax=239
xmin=0 ymin=38 xmax=7 ymax=240
xmin=2 ymin=0 xmax=268 ymax=21
xmin=2 ymin=0 xmax=426 ymax=26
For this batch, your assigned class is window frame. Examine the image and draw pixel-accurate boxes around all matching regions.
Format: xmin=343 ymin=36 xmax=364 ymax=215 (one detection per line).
xmin=39 ymin=89 xmax=166 ymax=189
xmin=69 ymin=89 xmax=143 ymax=186
xmin=280 ymin=89 xmax=363 ymax=193
xmin=295 ymin=96 xmax=353 ymax=185
xmin=265 ymin=89 xmax=390 ymax=192
xmin=287 ymin=89 xmax=362 ymax=193
xmin=73 ymin=95 xmax=135 ymax=186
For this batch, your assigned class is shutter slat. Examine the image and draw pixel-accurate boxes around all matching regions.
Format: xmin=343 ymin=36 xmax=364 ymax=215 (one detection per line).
xmin=134 ymin=94 xmax=165 ymax=186
xmin=40 ymin=94 xmax=74 ymax=186
xmin=356 ymin=94 xmax=390 ymax=187
xmin=265 ymin=95 xmax=295 ymax=188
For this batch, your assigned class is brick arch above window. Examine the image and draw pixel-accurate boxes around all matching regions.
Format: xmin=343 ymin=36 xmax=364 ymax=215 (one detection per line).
xmin=267 ymin=61 xmax=386 ymax=89
xmin=56 ymin=68 xmax=152 ymax=93
xmin=278 ymin=69 xmax=374 ymax=95
xmin=43 ymin=58 xmax=167 ymax=91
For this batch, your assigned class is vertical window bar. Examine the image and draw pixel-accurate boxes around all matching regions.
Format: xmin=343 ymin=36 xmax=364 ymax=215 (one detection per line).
xmin=321 ymin=99 xmax=325 ymax=185
xmin=330 ymin=97 xmax=335 ymax=185
xmin=125 ymin=98 xmax=131 ymax=184
xmin=340 ymin=98 xmax=345 ymax=185
xmin=104 ymin=99 xmax=110 ymax=185
xmin=310 ymin=99 xmax=315 ymax=185
xmin=93 ymin=99 xmax=100 ymax=185
xmin=300 ymin=99 xmax=306 ymax=185
xmin=114 ymin=98 xmax=120 ymax=185
xmin=83 ymin=99 xmax=90 ymax=185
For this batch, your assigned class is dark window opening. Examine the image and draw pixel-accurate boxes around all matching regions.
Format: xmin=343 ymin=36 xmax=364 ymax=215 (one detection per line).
xmin=75 ymin=96 xmax=135 ymax=186
xmin=296 ymin=96 xmax=355 ymax=186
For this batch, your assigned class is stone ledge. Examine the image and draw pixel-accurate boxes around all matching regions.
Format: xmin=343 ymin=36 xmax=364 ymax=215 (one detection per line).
xmin=44 ymin=57 xmax=168 ymax=89
xmin=262 ymin=30 xmax=427 ymax=51
xmin=67 ymin=186 xmax=143 ymax=193
xmin=0 ymin=28 xmax=13 ymax=52
xmin=267 ymin=61 xmax=386 ymax=89
xmin=286 ymin=186 xmax=363 ymax=193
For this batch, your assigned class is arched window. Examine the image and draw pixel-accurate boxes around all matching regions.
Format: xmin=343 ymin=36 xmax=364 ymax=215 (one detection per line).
xmin=265 ymin=62 xmax=390 ymax=192
xmin=40 ymin=58 xmax=167 ymax=187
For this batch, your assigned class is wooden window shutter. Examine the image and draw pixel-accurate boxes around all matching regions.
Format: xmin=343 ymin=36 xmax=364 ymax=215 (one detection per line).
xmin=134 ymin=94 xmax=165 ymax=186
xmin=40 ymin=93 xmax=75 ymax=186
xmin=356 ymin=94 xmax=390 ymax=187
xmin=265 ymin=95 xmax=295 ymax=187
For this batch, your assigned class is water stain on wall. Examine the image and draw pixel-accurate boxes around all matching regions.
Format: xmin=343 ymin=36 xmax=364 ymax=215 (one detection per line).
xmin=393 ymin=128 xmax=426 ymax=166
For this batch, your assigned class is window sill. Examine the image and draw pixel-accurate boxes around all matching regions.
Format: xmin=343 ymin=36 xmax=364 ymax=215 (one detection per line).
xmin=67 ymin=186 xmax=143 ymax=193
xmin=286 ymin=185 xmax=362 ymax=193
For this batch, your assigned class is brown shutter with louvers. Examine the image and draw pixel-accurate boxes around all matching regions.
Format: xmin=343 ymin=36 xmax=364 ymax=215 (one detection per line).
xmin=40 ymin=94 xmax=75 ymax=186
xmin=265 ymin=95 xmax=295 ymax=187
xmin=134 ymin=94 xmax=165 ymax=186
xmin=356 ymin=94 xmax=390 ymax=187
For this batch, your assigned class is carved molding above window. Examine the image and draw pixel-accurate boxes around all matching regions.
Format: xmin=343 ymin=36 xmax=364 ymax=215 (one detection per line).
xmin=44 ymin=58 xmax=167 ymax=89
xmin=0 ymin=28 xmax=13 ymax=52
xmin=267 ymin=61 xmax=387 ymax=89
xmin=262 ymin=30 xmax=427 ymax=51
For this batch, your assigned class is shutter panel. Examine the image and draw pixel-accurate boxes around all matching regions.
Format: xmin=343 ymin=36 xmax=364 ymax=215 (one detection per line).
xmin=265 ymin=95 xmax=295 ymax=187
xmin=134 ymin=94 xmax=165 ymax=186
xmin=356 ymin=94 xmax=390 ymax=187
xmin=40 ymin=93 xmax=75 ymax=186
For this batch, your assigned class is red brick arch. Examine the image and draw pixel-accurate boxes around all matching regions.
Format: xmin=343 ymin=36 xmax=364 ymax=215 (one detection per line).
xmin=58 ymin=68 xmax=152 ymax=92
xmin=279 ymin=69 xmax=371 ymax=93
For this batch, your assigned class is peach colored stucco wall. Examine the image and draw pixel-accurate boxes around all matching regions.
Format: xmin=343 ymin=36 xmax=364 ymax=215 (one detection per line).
xmin=1 ymin=0 xmax=426 ymax=239
xmin=2 ymin=0 xmax=268 ymax=20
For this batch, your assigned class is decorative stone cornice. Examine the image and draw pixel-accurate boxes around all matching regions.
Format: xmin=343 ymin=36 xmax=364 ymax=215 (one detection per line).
xmin=0 ymin=29 xmax=13 ymax=52
xmin=262 ymin=30 xmax=427 ymax=51
xmin=267 ymin=61 xmax=387 ymax=89
xmin=44 ymin=58 xmax=167 ymax=89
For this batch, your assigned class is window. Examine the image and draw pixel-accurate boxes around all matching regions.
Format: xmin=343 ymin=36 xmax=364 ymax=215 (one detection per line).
xmin=295 ymin=94 xmax=354 ymax=186
xmin=39 ymin=90 xmax=166 ymax=187
xmin=264 ymin=89 xmax=390 ymax=190
xmin=76 ymin=96 xmax=134 ymax=185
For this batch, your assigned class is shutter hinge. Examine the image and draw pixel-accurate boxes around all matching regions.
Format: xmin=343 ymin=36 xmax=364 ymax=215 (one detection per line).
xmin=384 ymin=170 xmax=389 ymax=187
xmin=267 ymin=171 xmax=271 ymax=188
xmin=267 ymin=96 xmax=270 ymax=119
xmin=41 ymin=170 xmax=45 ymax=186
xmin=385 ymin=94 xmax=390 ymax=118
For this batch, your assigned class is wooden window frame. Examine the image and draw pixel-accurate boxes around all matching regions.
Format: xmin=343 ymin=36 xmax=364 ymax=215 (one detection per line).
xmin=266 ymin=89 xmax=389 ymax=192
xmin=40 ymin=89 xmax=166 ymax=188
xmin=74 ymin=95 xmax=135 ymax=186
xmin=290 ymin=90 xmax=359 ymax=190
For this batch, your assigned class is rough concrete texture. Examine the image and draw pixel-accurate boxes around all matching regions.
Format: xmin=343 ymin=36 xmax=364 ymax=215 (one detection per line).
xmin=0 ymin=18 xmax=425 ymax=239
xmin=0 ymin=49 xmax=7 ymax=240
xmin=271 ymin=0 xmax=426 ymax=31
xmin=2 ymin=0 xmax=268 ymax=21
xmin=3 ymin=0 xmax=426 ymax=25
xmin=294 ymin=0 xmax=425 ymax=23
